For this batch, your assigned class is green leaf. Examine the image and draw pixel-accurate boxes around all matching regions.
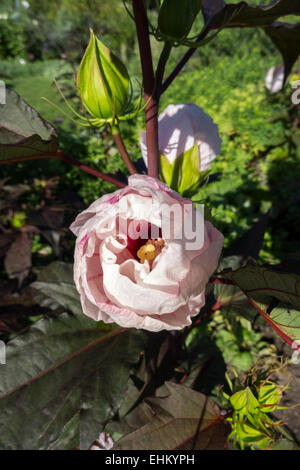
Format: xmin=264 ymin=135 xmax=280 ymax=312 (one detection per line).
xmin=158 ymin=0 xmax=202 ymax=41
xmin=249 ymin=302 xmax=300 ymax=345
xmin=32 ymin=261 xmax=82 ymax=315
xmin=218 ymin=262 xmax=300 ymax=346
xmin=0 ymin=89 xmax=58 ymax=163
xmin=113 ymin=382 xmax=229 ymax=450
xmin=0 ymin=313 xmax=145 ymax=449
xmin=264 ymin=22 xmax=300 ymax=82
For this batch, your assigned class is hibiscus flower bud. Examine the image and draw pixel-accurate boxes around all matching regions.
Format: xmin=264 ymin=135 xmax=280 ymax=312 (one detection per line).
xmin=77 ymin=29 xmax=129 ymax=120
xmin=140 ymin=104 xmax=222 ymax=196
xmin=70 ymin=175 xmax=224 ymax=332
xmin=158 ymin=0 xmax=202 ymax=42
xmin=265 ymin=64 xmax=284 ymax=94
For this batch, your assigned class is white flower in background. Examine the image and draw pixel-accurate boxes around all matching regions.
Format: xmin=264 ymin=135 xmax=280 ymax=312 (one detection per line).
xmin=141 ymin=103 xmax=222 ymax=173
xmin=265 ymin=64 xmax=284 ymax=94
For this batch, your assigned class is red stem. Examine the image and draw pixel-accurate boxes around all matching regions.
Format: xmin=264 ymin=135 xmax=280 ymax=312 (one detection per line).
xmin=132 ymin=0 xmax=159 ymax=178
xmin=1 ymin=151 xmax=126 ymax=188
xmin=112 ymin=132 xmax=137 ymax=175
xmin=58 ymin=151 xmax=126 ymax=187
xmin=161 ymin=26 xmax=211 ymax=95
xmin=161 ymin=47 xmax=196 ymax=95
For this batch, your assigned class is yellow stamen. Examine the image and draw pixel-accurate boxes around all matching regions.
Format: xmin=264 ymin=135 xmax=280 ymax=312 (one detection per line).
xmin=137 ymin=244 xmax=155 ymax=264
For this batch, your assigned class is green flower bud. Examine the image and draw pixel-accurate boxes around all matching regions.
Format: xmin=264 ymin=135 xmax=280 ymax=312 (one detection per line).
xmin=77 ymin=30 xmax=129 ymax=120
xmin=158 ymin=0 xmax=202 ymax=42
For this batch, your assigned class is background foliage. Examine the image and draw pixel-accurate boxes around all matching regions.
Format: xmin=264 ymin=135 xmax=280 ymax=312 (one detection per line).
xmin=0 ymin=0 xmax=300 ymax=450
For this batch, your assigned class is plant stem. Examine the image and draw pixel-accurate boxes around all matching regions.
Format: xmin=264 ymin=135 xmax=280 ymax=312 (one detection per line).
xmin=111 ymin=128 xmax=137 ymax=175
xmin=161 ymin=27 xmax=210 ymax=95
xmin=132 ymin=0 xmax=159 ymax=178
xmin=58 ymin=151 xmax=126 ymax=187
xmin=2 ymin=151 xmax=126 ymax=187
xmin=161 ymin=47 xmax=196 ymax=94
xmin=155 ymin=41 xmax=172 ymax=98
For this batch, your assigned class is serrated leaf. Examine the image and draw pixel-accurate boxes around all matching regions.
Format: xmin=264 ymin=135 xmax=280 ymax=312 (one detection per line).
xmin=248 ymin=301 xmax=300 ymax=346
xmin=0 ymin=313 xmax=145 ymax=449
xmin=219 ymin=262 xmax=300 ymax=310
xmin=218 ymin=262 xmax=300 ymax=346
xmin=113 ymin=382 xmax=229 ymax=450
xmin=32 ymin=261 xmax=82 ymax=315
xmin=0 ymin=89 xmax=58 ymax=163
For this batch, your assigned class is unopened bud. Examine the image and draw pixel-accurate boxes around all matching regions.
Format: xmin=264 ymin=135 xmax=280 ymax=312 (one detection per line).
xmin=77 ymin=30 xmax=129 ymax=120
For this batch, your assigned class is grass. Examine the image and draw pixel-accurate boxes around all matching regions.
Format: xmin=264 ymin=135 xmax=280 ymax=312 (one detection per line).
xmin=1 ymin=59 xmax=73 ymax=124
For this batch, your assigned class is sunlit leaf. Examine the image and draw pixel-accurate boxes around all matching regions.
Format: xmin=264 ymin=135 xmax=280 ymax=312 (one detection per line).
xmin=0 ymin=89 xmax=58 ymax=163
xmin=218 ymin=262 xmax=300 ymax=346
